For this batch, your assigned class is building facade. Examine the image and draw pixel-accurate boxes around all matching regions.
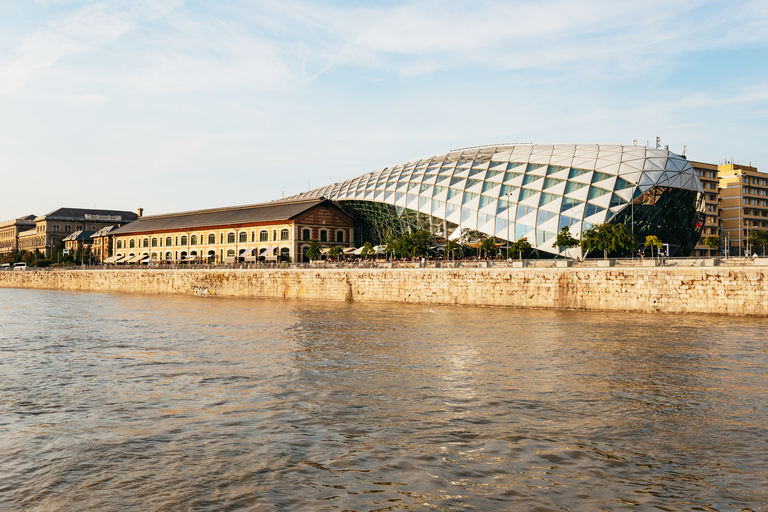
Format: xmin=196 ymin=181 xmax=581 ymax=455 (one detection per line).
xmin=108 ymin=198 xmax=353 ymax=264
xmin=689 ymin=161 xmax=768 ymax=257
xmin=0 ymin=215 xmax=36 ymax=256
xmin=2 ymin=208 xmax=138 ymax=258
xmin=292 ymin=144 xmax=706 ymax=257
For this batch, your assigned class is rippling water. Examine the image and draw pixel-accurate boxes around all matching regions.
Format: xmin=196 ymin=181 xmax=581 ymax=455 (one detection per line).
xmin=1 ymin=288 xmax=767 ymax=511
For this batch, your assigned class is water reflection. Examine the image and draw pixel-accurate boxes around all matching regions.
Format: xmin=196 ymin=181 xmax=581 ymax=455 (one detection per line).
xmin=1 ymin=288 xmax=767 ymax=511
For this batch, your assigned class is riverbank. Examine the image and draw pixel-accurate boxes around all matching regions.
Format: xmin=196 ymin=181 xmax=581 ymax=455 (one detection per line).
xmin=2 ymin=266 xmax=768 ymax=316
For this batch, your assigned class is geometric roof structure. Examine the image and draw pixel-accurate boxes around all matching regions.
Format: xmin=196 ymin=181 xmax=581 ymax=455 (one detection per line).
xmin=292 ymin=144 xmax=706 ymax=257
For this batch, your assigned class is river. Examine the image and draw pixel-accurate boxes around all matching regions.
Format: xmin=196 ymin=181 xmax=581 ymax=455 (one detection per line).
xmin=1 ymin=288 xmax=767 ymax=511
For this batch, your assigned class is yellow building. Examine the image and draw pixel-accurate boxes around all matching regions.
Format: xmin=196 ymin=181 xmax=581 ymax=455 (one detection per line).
xmin=0 ymin=215 xmax=36 ymax=256
xmin=108 ymin=198 xmax=353 ymax=264
xmin=689 ymin=161 xmax=768 ymax=257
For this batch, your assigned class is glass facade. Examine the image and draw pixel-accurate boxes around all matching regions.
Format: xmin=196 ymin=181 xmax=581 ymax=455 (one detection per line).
xmin=294 ymin=144 xmax=705 ymax=257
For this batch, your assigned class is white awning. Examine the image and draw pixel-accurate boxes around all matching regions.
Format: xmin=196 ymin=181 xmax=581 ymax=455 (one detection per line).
xmin=239 ymin=247 xmax=256 ymax=257
xmin=124 ymin=254 xmax=142 ymax=264
xmin=259 ymin=245 xmax=277 ymax=257
xmin=104 ymin=255 xmax=123 ymax=263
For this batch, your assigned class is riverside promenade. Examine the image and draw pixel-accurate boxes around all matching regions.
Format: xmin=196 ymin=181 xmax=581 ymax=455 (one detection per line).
xmin=2 ymin=258 xmax=768 ymax=317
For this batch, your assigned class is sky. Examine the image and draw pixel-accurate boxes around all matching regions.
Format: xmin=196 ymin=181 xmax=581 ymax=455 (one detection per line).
xmin=1 ymin=0 xmax=767 ymax=221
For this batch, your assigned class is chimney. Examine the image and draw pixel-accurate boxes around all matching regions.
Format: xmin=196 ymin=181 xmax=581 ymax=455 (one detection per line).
xmin=137 ymin=208 xmax=144 ymax=218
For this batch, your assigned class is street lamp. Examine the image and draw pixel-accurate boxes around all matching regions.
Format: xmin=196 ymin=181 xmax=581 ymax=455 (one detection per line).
xmin=502 ymin=192 xmax=514 ymax=258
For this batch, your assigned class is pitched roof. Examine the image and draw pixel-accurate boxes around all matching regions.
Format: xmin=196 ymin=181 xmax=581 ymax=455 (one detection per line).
xmin=91 ymin=225 xmax=119 ymax=238
xmin=62 ymin=230 xmax=96 ymax=242
xmin=110 ymin=198 xmax=339 ymax=235
xmin=38 ymin=208 xmax=139 ymax=221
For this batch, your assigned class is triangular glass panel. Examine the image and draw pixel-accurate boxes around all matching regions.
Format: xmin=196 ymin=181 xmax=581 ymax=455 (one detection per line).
xmin=522 ymin=174 xmax=543 ymax=186
xmin=561 ymin=197 xmax=584 ymax=212
xmin=569 ymin=168 xmax=591 ymax=179
xmin=547 ymin=165 xmax=568 ymax=176
xmin=543 ymin=178 xmax=564 ymax=189
xmin=615 ymin=177 xmax=634 ymax=191
xmin=499 ymin=184 xmax=519 ymax=197
xmin=592 ymin=171 xmax=612 ymax=183
xmin=539 ymin=193 xmax=561 ymax=206
xmin=468 ymin=168 xmax=486 ymax=178
xmin=462 ymin=192 xmax=479 ymax=204
xmin=537 ymin=210 xmax=558 ymax=226
xmin=584 ymin=203 xmax=606 ymax=218
xmin=559 ymin=216 xmax=578 ymax=230
xmin=489 ymin=161 xmax=507 ymax=170
xmin=482 ymin=181 xmax=500 ymax=194
xmin=507 ymin=162 xmax=525 ymax=171
xmin=609 ymin=193 xmax=626 ymax=208
xmin=486 ymin=170 xmax=504 ymax=179
xmin=588 ymin=186 xmax=610 ymax=200
xmin=564 ymin=181 xmax=587 ymax=194
xmin=466 ymin=179 xmax=482 ymax=188
xmin=478 ymin=195 xmax=495 ymax=210
xmin=504 ymin=171 xmax=523 ymax=183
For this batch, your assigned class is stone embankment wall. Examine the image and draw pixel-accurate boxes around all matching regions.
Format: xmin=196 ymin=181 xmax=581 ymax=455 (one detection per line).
xmin=1 ymin=267 xmax=767 ymax=316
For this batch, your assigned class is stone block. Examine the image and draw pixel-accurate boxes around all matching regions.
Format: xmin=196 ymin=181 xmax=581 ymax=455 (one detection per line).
xmin=642 ymin=260 xmax=659 ymax=267
xmin=512 ymin=261 xmax=527 ymax=268
xmin=555 ymin=260 xmax=573 ymax=268
xmin=597 ymin=259 xmax=615 ymax=267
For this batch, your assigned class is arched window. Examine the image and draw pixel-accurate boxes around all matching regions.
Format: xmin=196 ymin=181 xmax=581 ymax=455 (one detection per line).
xmin=320 ymin=230 xmax=328 ymax=242
xmin=151 ymin=238 xmax=157 ymax=247
xmin=166 ymin=237 xmax=172 ymax=246
xmin=302 ymin=229 xmax=310 ymax=241
xmin=336 ymin=230 xmax=344 ymax=243
xmin=129 ymin=239 xmax=135 ymax=248
xmin=226 ymin=249 xmax=235 ymax=257
xmin=143 ymin=238 xmax=149 ymax=248
xmin=239 ymin=232 xmax=247 ymax=243
xmin=117 ymin=240 xmax=122 ymax=249
xmin=208 ymin=234 xmax=215 ymax=244
xmin=227 ymin=232 xmax=235 ymax=243
xmin=181 ymin=235 xmax=187 ymax=246
xmin=251 ymin=231 xmax=255 ymax=242
xmin=165 ymin=252 xmax=172 ymax=260
xmin=151 ymin=252 xmax=157 ymax=260
xmin=191 ymin=235 xmax=197 ymax=245
xmin=281 ymin=229 xmax=289 ymax=240
xmin=260 ymin=230 xmax=268 ymax=242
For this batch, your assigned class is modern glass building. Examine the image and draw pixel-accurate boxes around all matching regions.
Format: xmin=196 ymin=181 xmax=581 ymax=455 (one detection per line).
xmin=293 ymin=144 xmax=706 ymax=257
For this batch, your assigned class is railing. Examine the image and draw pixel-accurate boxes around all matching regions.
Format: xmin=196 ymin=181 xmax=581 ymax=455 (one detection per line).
xmin=5 ymin=256 xmax=768 ymax=271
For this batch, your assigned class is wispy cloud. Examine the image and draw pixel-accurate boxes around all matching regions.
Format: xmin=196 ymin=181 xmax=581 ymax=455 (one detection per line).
xmin=0 ymin=0 xmax=184 ymax=93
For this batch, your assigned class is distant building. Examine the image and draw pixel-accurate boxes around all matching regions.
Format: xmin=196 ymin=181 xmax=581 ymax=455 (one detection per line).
xmin=291 ymin=144 xmax=706 ymax=257
xmin=0 ymin=215 xmax=36 ymax=255
xmin=91 ymin=225 xmax=119 ymax=263
xmin=108 ymin=198 xmax=353 ymax=264
xmin=689 ymin=162 xmax=768 ymax=257
xmin=62 ymin=230 xmax=96 ymax=256
xmin=13 ymin=207 xmax=139 ymax=258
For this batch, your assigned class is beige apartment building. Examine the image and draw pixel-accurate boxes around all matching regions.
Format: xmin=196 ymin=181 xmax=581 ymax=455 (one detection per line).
xmin=0 ymin=215 xmax=36 ymax=255
xmin=689 ymin=161 xmax=768 ymax=257
xmin=108 ymin=198 xmax=353 ymax=264
xmin=1 ymin=208 xmax=138 ymax=258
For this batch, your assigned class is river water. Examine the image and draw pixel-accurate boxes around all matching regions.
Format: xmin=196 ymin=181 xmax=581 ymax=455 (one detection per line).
xmin=1 ymin=288 xmax=767 ymax=511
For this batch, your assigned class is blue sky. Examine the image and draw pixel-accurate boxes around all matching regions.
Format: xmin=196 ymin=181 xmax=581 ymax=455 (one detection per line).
xmin=1 ymin=0 xmax=767 ymax=220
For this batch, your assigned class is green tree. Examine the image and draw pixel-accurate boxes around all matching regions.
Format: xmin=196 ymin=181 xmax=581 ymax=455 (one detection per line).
xmin=581 ymin=223 xmax=637 ymax=259
xmin=360 ymin=241 xmax=376 ymax=259
xmin=748 ymin=230 xmax=768 ymax=257
xmin=478 ymin=236 xmax=499 ymax=259
xmin=554 ymin=226 xmax=579 ymax=255
xmin=703 ymin=235 xmax=723 ymax=258
xmin=327 ymin=246 xmax=344 ymax=261
xmin=305 ymin=239 xmax=322 ymax=261
xmin=444 ymin=239 xmax=461 ymax=260
xmin=645 ymin=235 xmax=663 ymax=260
xmin=511 ymin=237 xmax=532 ymax=260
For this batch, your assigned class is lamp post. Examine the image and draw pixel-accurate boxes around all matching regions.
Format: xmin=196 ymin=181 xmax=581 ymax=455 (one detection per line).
xmin=502 ymin=193 xmax=514 ymax=258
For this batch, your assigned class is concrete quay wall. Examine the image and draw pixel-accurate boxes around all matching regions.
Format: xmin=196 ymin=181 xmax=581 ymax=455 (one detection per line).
xmin=1 ymin=267 xmax=767 ymax=316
